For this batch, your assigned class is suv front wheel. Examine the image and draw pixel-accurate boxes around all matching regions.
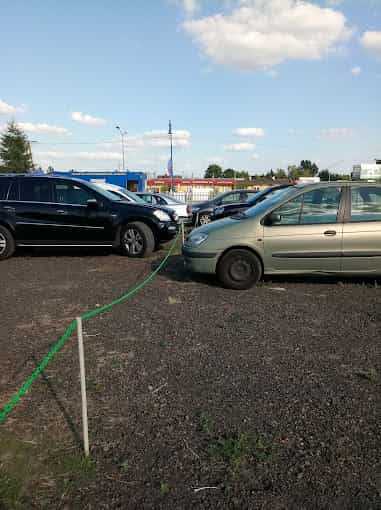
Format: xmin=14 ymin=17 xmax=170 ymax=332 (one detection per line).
xmin=0 ymin=226 xmax=15 ymax=260
xmin=120 ymin=222 xmax=155 ymax=258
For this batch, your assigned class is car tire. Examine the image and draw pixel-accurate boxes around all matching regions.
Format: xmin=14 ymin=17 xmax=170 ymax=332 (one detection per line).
xmin=198 ymin=213 xmax=211 ymax=226
xmin=120 ymin=222 xmax=155 ymax=258
xmin=0 ymin=225 xmax=15 ymax=260
xmin=217 ymin=249 xmax=262 ymax=290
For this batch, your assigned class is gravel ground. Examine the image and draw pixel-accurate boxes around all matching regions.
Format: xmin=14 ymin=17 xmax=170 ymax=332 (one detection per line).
xmin=0 ymin=245 xmax=380 ymax=509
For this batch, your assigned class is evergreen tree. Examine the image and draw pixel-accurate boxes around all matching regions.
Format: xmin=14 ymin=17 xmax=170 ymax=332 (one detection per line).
xmin=0 ymin=121 xmax=34 ymax=173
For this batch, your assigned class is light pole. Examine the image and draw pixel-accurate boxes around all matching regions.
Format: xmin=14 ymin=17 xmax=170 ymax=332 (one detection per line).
xmin=116 ymin=126 xmax=127 ymax=171
xmin=168 ymin=120 xmax=174 ymax=191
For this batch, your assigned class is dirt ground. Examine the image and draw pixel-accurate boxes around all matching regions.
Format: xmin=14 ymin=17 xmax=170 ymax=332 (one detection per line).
xmin=0 ymin=243 xmax=380 ymax=509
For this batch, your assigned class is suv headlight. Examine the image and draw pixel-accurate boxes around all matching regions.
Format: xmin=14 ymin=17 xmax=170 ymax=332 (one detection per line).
xmin=188 ymin=232 xmax=208 ymax=246
xmin=154 ymin=209 xmax=171 ymax=222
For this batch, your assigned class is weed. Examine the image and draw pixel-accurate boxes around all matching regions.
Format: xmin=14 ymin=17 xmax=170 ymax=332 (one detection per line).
xmin=56 ymin=454 xmax=96 ymax=480
xmin=199 ymin=413 xmax=214 ymax=436
xmin=355 ymin=368 xmax=378 ymax=383
xmin=120 ymin=460 xmax=129 ymax=473
xmin=160 ymin=482 xmax=170 ymax=495
xmin=208 ymin=432 xmax=273 ymax=472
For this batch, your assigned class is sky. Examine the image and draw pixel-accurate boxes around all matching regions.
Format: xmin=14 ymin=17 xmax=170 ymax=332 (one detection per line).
xmin=0 ymin=0 xmax=380 ymax=177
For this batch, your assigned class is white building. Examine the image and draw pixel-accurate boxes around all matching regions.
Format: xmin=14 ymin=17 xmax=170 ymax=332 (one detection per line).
xmin=352 ymin=160 xmax=381 ymax=180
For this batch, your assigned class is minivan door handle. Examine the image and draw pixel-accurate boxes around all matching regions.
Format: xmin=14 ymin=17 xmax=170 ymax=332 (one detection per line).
xmin=56 ymin=209 xmax=68 ymax=215
xmin=324 ymin=230 xmax=336 ymax=236
xmin=3 ymin=206 xmax=15 ymax=212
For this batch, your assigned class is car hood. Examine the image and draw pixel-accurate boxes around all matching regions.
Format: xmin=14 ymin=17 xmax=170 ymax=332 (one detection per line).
xmin=192 ymin=200 xmax=214 ymax=210
xmin=115 ymin=201 xmax=177 ymax=219
xmin=191 ymin=215 xmax=254 ymax=239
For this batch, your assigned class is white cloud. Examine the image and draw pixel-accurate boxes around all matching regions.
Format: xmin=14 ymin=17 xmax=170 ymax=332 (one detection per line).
xmin=183 ymin=0 xmax=200 ymax=16
xmin=361 ymin=31 xmax=381 ymax=57
xmin=320 ymin=127 xmax=354 ymax=139
xmin=184 ymin=0 xmax=352 ymax=71
xmin=234 ymin=127 xmax=265 ymax=137
xmin=252 ymin=153 xmax=260 ymax=160
xmin=17 ymin=122 xmax=70 ymax=135
xmin=351 ymin=66 xmax=361 ymax=76
xmin=35 ymin=151 xmax=120 ymax=162
xmin=0 ymin=99 xmax=25 ymax=115
xmin=326 ymin=0 xmax=343 ymax=6
xmin=143 ymin=129 xmax=191 ymax=148
xmin=224 ymin=142 xmax=256 ymax=151
xmin=77 ymin=152 xmax=120 ymax=161
xmin=71 ymin=111 xmax=106 ymax=126
xmin=35 ymin=151 xmax=67 ymax=159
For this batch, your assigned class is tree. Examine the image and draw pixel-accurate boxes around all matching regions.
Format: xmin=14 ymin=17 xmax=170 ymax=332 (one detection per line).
xmin=275 ymin=168 xmax=287 ymax=179
xmin=223 ymin=168 xmax=235 ymax=178
xmin=204 ymin=164 xmax=223 ymax=178
xmin=0 ymin=121 xmax=34 ymax=172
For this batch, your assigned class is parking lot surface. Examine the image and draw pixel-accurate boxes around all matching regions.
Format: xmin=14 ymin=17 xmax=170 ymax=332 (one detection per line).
xmin=1 ymin=246 xmax=380 ymax=509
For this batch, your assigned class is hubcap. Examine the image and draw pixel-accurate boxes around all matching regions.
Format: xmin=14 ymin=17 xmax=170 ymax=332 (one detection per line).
xmin=199 ymin=214 xmax=211 ymax=225
xmin=124 ymin=228 xmax=144 ymax=255
xmin=229 ymin=258 xmax=252 ymax=282
xmin=0 ymin=233 xmax=7 ymax=256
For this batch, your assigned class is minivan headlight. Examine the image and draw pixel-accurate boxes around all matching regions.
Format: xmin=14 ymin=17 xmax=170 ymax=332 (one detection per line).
xmin=154 ymin=209 xmax=171 ymax=222
xmin=188 ymin=232 xmax=208 ymax=246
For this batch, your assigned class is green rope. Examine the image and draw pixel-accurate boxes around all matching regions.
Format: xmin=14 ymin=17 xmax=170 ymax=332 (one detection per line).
xmin=0 ymin=233 xmax=180 ymax=424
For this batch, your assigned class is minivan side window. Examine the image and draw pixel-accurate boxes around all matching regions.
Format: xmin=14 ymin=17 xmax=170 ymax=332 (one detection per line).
xmin=351 ymin=187 xmax=381 ymax=222
xmin=53 ymin=182 xmax=94 ymax=205
xmin=272 ymin=187 xmax=342 ymax=225
xmin=20 ymin=179 xmax=52 ymax=202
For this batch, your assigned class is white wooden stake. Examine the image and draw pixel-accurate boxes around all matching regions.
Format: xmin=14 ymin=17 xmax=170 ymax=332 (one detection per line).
xmin=77 ymin=317 xmax=89 ymax=457
xmin=181 ymin=221 xmax=185 ymax=245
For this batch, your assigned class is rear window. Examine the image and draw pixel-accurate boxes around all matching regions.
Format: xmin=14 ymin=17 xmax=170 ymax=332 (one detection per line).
xmin=0 ymin=178 xmax=12 ymax=200
xmin=351 ymin=187 xmax=381 ymax=222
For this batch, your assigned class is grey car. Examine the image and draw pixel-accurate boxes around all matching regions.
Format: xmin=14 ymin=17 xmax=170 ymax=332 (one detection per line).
xmin=182 ymin=182 xmax=381 ymax=289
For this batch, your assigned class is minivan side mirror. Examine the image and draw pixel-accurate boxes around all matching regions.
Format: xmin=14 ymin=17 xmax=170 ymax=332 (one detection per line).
xmin=264 ymin=212 xmax=281 ymax=226
xmin=87 ymin=198 xmax=99 ymax=209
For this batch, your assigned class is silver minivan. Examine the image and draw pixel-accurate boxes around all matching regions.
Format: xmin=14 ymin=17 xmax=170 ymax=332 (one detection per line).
xmin=183 ymin=183 xmax=381 ymax=289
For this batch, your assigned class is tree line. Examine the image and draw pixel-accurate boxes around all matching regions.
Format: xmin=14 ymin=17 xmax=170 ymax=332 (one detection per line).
xmin=205 ymin=161 xmax=351 ymax=182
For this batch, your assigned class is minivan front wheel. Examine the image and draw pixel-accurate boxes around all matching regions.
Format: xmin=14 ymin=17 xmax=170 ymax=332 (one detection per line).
xmin=121 ymin=222 xmax=155 ymax=258
xmin=217 ymin=249 xmax=262 ymax=290
xmin=0 ymin=226 xmax=15 ymax=260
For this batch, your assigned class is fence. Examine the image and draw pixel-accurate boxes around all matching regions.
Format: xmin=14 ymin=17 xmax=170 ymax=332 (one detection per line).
xmin=166 ymin=190 xmax=219 ymax=203
xmin=0 ymin=231 xmax=181 ymax=444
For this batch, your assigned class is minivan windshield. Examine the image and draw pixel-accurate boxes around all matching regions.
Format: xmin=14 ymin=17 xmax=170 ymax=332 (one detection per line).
xmin=242 ymin=187 xmax=297 ymax=218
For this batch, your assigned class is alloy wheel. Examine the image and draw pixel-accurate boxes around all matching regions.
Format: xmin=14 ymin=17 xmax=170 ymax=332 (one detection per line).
xmin=123 ymin=228 xmax=144 ymax=255
xmin=199 ymin=214 xmax=211 ymax=225
xmin=0 ymin=233 xmax=7 ymax=256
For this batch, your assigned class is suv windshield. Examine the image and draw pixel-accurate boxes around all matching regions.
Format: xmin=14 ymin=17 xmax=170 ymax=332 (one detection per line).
xmin=81 ymin=181 xmax=128 ymax=202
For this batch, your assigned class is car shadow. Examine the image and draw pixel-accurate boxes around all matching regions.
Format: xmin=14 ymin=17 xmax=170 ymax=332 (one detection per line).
xmin=14 ymin=247 xmax=113 ymax=258
xmin=154 ymin=253 xmax=381 ymax=289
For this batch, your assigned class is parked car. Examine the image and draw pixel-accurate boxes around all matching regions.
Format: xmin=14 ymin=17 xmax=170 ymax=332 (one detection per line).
xmin=95 ymin=182 xmax=146 ymax=203
xmin=191 ymin=189 xmax=259 ymax=226
xmin=211 ymin=184 xmax=292 ymax=222
xmin=137 ymin=192 xmax=191 ymax=223
xmin=183 ymin=182 xmax=381 ymax=290
xmin=0 ymin=175 xmax=178 ymax=260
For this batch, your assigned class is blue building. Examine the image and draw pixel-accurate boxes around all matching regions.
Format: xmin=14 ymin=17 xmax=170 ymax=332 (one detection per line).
xmin=52 ymin=170 xmax=147 ymax=192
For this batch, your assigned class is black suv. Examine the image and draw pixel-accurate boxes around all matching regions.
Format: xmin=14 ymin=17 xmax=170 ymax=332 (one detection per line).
xmin=0 ymin=175 xmax=178 ymax=260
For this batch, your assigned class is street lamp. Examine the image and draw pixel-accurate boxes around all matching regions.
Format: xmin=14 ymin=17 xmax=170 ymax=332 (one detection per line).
xmin=116 ymin=126 xmax=127 ymax=171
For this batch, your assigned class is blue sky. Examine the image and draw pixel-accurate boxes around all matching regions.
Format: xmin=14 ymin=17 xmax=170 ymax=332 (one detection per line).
xmin=0 ymin=0 xmax=380 ymax=176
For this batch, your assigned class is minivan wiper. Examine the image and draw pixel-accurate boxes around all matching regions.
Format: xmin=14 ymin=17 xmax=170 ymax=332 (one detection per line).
xmin=231 ymin=212 xmax=246 ymax=220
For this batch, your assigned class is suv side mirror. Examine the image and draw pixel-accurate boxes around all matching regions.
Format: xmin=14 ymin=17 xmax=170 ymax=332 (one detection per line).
xmin=264 ymin=212 xmax=281 ymax=226
xmin=87 ymin=198 xmax=99 ymax=209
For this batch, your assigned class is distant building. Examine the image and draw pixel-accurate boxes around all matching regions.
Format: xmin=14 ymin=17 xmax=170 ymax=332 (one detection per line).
xmin=352 ymin=160 xmax=381 ymax=181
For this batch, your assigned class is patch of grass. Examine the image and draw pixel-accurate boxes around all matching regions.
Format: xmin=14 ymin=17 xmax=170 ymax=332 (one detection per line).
xmin=160 ymin=482 xmax=170 ymax=496
xmin=0 ymin=472 xmax=23 ymax=509
xmin=55 ymin=453 xmax=96 ymax=480
xmin=209 ymin=433 xmax=273 ymax=472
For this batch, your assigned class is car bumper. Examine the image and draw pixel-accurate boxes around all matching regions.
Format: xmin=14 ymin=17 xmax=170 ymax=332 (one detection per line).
xmin=158 ymin=221 xmax=179 ymax=240
xmin=182 ymin=246 xmax=218 ymax=274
